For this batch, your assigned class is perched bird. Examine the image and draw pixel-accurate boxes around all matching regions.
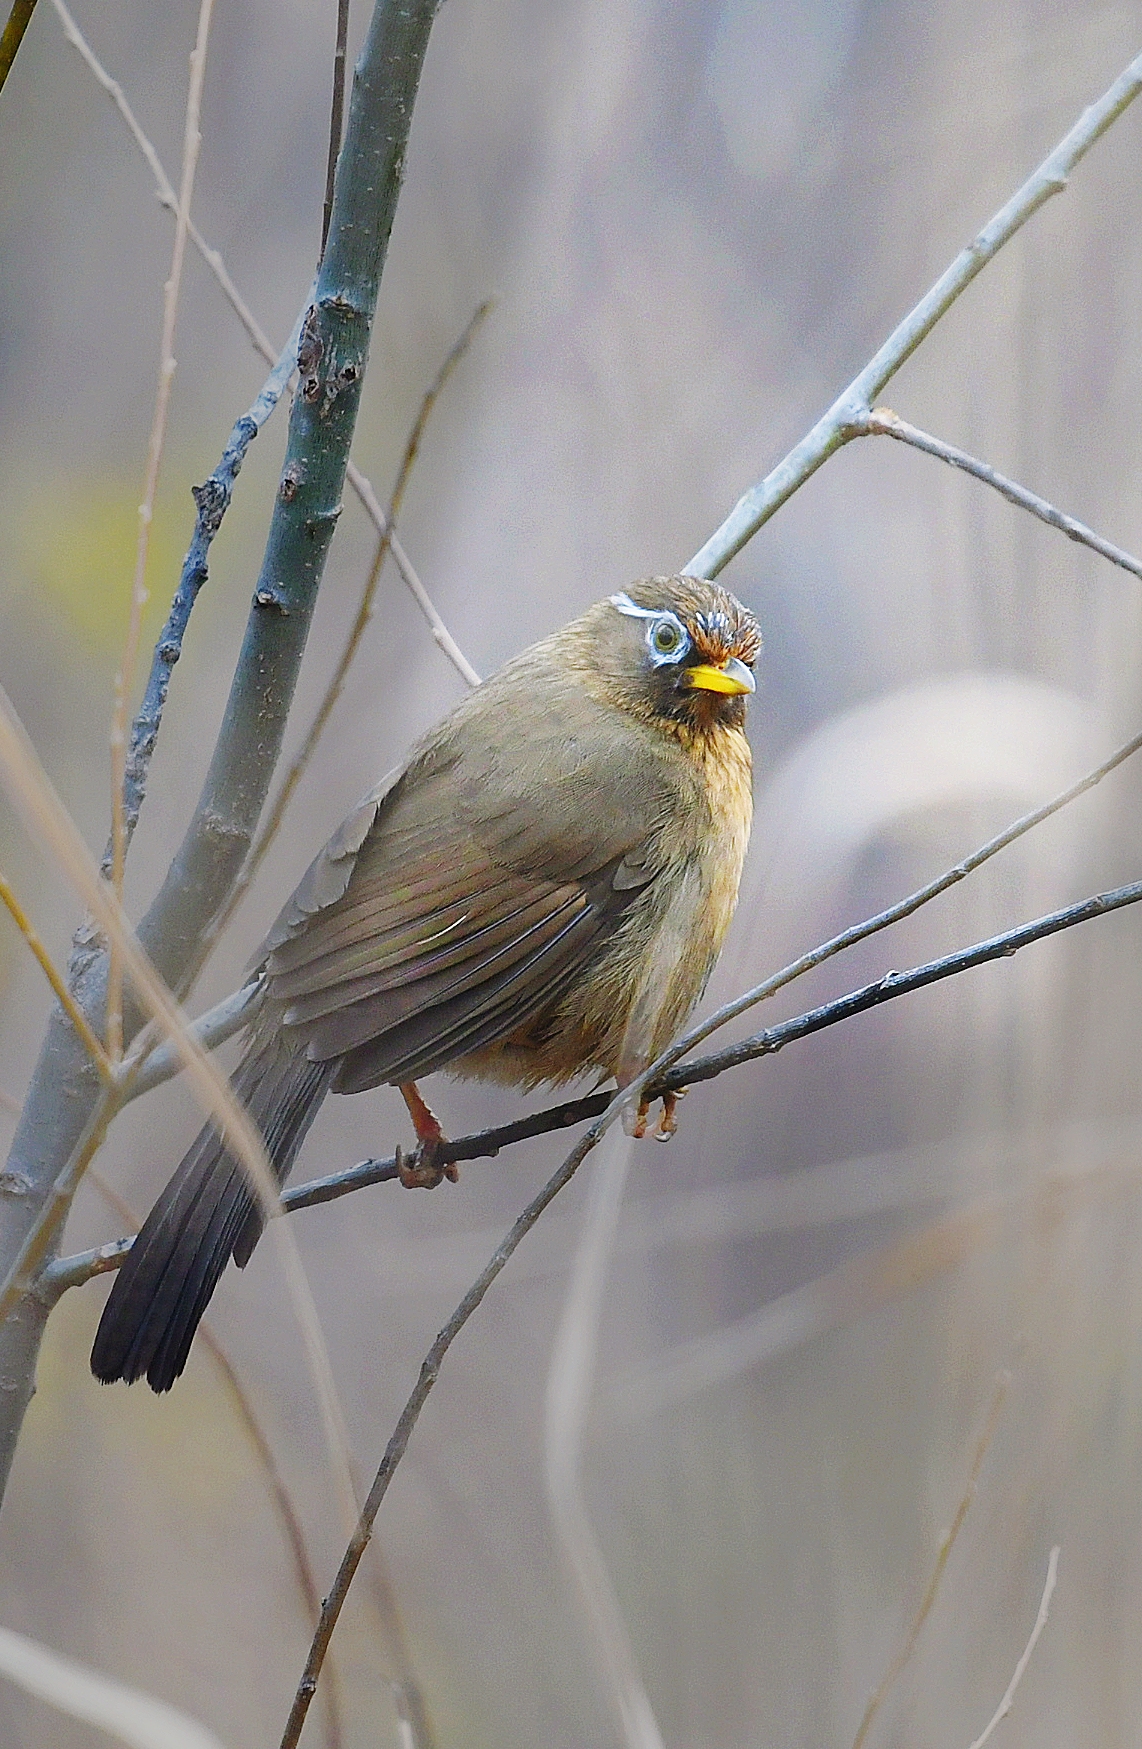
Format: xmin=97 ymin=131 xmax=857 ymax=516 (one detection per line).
xmin=91 ymin=576 xmax=760 ymax=1391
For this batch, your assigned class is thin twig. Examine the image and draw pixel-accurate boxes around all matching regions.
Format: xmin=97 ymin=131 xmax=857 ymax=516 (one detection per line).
xmin=49 ymin=0 xmax=277 ymax=365
xmin=321 ymin=0 xmax=350 ymax=260
xmin=0 ymin=0 xmax=445 ymax=1509
xmin=607 ymin=716 xmax=1142 ymax=1113
xmin=0 ymin=682 xmax=358 ymax=1524
xmin=50 ymin=0 xmax=480 ymax=697
xmin=102 ymin=312 xmax=306 ymax=880
xmin=864 ymin=408 xmax=1142 ymax=582
xmin=275 ymin=868 xmax=1141 ymax=1745
xmin=113 ymin=713 xmax=1142 ymax=1116
xmin=85 ymin=1167 xmax=343 ymax=1749
xmin=966 ymin=1547 xmax=1060 ymax=1749
xmin=125 ymin=978 xmax=263 ymax=1100
xmin=343 ymin=465 xmax=482 ymax=686
xmin=0 ymin=876 xmax=113 ymax=1081
xmin=106 ymin=0 xmax=215 ymax=1059
xmin=46 ymin=863 xmax=1142 ymax=1300
xmin=852 ymin=1372 xmax=1011 ymax=1749
xmin=278 ymin=1110 xmax=603 ymax=1749
xmin=0 ymin=0 xmax=37 ymax=95
xmin=210 ymin=301 xmax=490 ymax=943
xmin=688 ymin=50 xmax=1142 ymax=577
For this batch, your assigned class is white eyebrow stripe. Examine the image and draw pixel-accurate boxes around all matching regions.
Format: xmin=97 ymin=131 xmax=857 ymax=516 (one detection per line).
xmin=609 ymin=592 xmax=659 ymax=621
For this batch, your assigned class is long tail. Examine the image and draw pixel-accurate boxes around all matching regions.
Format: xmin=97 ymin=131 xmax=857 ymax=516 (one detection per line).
xmin=90 ymin=1040 xmax=333 ymax=1392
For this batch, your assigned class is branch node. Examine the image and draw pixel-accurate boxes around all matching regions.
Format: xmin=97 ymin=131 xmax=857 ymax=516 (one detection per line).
xmin=254 ymin=588 xmax=290 ymax=613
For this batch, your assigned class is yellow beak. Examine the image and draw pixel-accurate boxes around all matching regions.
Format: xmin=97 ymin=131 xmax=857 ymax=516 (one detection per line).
xmin=683 ymin=656 xmax=755 ymax=696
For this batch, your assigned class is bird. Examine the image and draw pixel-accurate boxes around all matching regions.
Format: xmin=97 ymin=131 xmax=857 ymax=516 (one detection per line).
xmin=91 ymin=575 xmax=761 ymax=1391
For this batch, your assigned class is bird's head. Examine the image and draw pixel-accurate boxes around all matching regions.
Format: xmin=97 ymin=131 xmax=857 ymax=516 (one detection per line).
xmin=578 ymin=575 xmax=761 ymax=739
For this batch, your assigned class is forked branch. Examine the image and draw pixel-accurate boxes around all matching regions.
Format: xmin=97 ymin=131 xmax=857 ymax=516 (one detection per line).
xmin=688 ymin=50 xmax=1142 ymax=577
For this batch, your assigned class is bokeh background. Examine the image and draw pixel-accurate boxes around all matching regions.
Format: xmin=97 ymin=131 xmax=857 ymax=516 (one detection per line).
xmin=3 ymin=0 xmax=1142 ymax=1744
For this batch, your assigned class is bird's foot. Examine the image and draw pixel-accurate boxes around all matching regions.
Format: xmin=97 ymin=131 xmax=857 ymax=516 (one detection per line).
xmin=625 ymin=1086 xmax=686 ymax=1140
xmin=395 ymin=1141 xmax=457 ymax=1189
xmin=653 ymin=1087 xmax=684 ymax=1141
xmin=397 ymin=1081 xmax=458 ymax=1190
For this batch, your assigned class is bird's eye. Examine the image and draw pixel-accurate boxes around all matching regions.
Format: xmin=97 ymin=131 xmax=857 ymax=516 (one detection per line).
xmin=648 ymin=615 xmax=688 ymax=662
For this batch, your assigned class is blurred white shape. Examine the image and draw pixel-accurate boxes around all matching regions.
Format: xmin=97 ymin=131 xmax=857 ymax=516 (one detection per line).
xmin=749 ymin=671 xmax=1103 ymax=934
xmin=707 ymin=0 xmax=864 ymax=178
xmin=0 ymin=1625 xmax=226 ymax=1749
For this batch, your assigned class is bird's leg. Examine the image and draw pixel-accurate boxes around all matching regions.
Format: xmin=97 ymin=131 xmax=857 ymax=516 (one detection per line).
xmin=396 ymin=1081 xmax=458 ymax=1188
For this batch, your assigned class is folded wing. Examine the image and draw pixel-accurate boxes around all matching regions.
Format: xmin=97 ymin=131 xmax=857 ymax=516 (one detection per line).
xmin=260 ymin=693 xmax=677 ymax=1090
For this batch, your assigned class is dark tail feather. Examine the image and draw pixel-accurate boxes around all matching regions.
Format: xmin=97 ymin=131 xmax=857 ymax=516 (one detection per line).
xmin=90 ymin=1041 xmax=333 ymax=1392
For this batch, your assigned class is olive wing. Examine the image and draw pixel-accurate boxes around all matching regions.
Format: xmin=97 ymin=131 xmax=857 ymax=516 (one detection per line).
xmin=260 ymin=700 xmax=676 ymax=1091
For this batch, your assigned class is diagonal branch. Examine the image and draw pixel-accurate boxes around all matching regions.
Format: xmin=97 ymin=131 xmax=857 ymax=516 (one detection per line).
xmin=852 ymin=1371 xmax=1011 ymax=1749
xmin=49 ymin=0 xmax=478 ymax=694
xmin=50 ymin=0 xmax=278 ymax=364
xmin=115 ymin=706 xmax=1142 ymax=1118
xmin=106 ymin=0 xmax=215 ymax=1060
xmin=0 ymin=0 xmax=37 ymax=96
xmin=863 ymin=408 xmax=1142 ymax=582
xmin=687 ymin=48 xmax=1142 ymax=578
xmin=274 ymin=868 xmax=1142 ymax=1743
xmin=0 ymin=681 xmax=361 ymax=1526
xmin=0 ymin=0 xmax=446 ymax=1507
xmin=207 ymin=300 xmax=489 ymax=945
xmin=967 ymin=1548 xmax=1060 ymax=1749
xmin=135 ymin=0 xmax=443 ymax=1000
xmin=0 ymin=875 xmax=113 ymax=1082
xmin=102 ymin=314 xmax=305 ymax=884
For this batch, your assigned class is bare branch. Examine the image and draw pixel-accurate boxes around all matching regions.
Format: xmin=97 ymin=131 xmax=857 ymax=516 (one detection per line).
xmin=50 ymin=0 xmax=278 ymax=366
xmin=274 ymin=863 xmax=1136 ymax=1743
xmin=278 ymin=1099 xmax=604 ymax=1749
xmin=688 ymin=50 xmax=1142 ymax=578
xmin=114 ymin=711 xmax=1142 ymax=1122
xmin=0 ymin=0 xmax=446 ymax=1503
xmin=107 ymin=0 xmax=216 ymax=1058
xmin=0 ymin=875 xmax=113 ymax=1082
xmin=105 ymin=318 xmax=304 ymax=883
xmin=852 ymin=1372 xmax=1011 ymax=1749
xmin=864 ymin=408 xmax=1142 ymax=583
xmin=343 ymin=463 xmax=481 ymax=686
xmin=125 ymin=977 xmax=264 ymax=1100
xmin=210 ymin=301 xmax=490 ymax=943
xmin=46 ymin=863 xmax=1142 ymax=1304
xmin=49 ymin=0 xmax=479 ymax=701
xmin=967 ymin=1548 xmax=1060 ymax=1749
xmin=0 ymin=682 xmax=357 ymax=1518
xmin=321 ymin=0 xmax=351 ymax=260
xmin=0 ymin=0 xmax=37 ymax=96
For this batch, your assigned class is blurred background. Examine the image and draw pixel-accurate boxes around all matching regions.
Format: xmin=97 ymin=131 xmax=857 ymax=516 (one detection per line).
xmin=2 ymin=0 xmax=1142 ymax=1744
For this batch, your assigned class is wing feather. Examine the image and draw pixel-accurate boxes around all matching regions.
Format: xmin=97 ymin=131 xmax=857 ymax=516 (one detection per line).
xmin=255 ymin=668 xmax=692 ymax=1087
